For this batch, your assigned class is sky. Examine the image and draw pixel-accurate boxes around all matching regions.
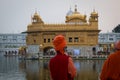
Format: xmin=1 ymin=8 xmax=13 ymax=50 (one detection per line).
xmin=0 ymin=0 xmax=120 ymax=33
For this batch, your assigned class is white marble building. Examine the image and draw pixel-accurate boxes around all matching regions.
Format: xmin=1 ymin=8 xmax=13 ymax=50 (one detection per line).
xmin=0 ymin=33 xmax=26 ymax=55
xmin=98 ymin=32 xmax=120 ymax=54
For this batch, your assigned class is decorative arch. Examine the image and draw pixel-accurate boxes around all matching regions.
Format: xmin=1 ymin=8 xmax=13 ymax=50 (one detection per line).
xmin=43 ymin=46 xmax=55 ymax=56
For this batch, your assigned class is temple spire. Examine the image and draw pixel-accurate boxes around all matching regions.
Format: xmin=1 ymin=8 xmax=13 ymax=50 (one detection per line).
xmin=75 ymin=5 xmax=77 ymax=12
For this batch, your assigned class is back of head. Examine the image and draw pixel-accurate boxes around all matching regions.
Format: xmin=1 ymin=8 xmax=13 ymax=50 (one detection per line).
xmin=53 ymin=35 xmax=66 ymax=54
xmin=114 ymin=40 xmax=120 ymax=50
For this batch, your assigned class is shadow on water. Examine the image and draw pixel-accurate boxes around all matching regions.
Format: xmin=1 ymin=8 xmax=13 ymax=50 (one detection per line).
xmin=0 ymin=54 xmax=105 ymax=80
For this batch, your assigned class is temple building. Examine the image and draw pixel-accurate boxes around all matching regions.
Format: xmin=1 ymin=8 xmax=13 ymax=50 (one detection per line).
xmin=25 ymin=5 xmax=100 ymax=57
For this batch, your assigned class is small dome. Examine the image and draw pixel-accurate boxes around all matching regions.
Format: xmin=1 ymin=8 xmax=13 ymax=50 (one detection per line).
xmin=91 ymin=11 xmax=98 ymax=15
xmin=33 ymin=12 xmax=41 ymax=19
xmin=91 ymin=9 xmax=98 ymax=16
xmin=32 ymin=11 xmax=44 ymax=24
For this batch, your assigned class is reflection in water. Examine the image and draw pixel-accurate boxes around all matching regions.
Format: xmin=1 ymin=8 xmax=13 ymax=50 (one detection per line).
xmin=0 ymin=56 xmax=26 ymax=80
xmin=0 ymin=55 xmax=105 ymax=80
xmin=74 ymin=60 xmax=103 ymax=80
xmin=19 ymin=60 xmax=50 ymax=80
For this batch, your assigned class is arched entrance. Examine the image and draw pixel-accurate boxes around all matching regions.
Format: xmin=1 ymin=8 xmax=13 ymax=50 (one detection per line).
xmin=92 ymin=47 xmax=96 ymax=55
xmin=43 ymin=46 xmax=56 ymax=56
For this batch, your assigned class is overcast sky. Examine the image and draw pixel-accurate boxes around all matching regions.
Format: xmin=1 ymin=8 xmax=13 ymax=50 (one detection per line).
xmin=0 ymin=0 xmax=120 ymax=33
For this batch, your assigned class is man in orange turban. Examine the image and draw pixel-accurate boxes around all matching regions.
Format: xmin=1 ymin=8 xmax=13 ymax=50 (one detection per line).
xmin=52 ymin=35 xmax=67 ymax=54
xmin=100 ymin=40 xmax=120 ymax=80
xmin=49 ymin=35 xmax=76 ymax=80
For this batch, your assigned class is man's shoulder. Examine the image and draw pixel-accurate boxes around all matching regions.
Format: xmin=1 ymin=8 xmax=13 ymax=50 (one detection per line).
xmin=50 ymin=56 xmax=56 ymax=61
xmin=108 ymin=52 xmax=120 ymax=60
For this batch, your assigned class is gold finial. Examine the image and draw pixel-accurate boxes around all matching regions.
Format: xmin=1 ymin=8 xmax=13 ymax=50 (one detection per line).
xmin=75 ymin=4 xmax=77 ymax=12
xmin=35 ymin=8 xmax=38 ymax=14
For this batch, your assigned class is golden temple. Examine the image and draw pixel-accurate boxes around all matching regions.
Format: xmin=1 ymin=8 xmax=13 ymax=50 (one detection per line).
xmin=25 ymin=5 xmax=100 ymax=54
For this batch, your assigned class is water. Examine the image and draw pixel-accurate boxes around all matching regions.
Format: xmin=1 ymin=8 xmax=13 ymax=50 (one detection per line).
xmin=0 ymin=53 xmax=105 ymax=80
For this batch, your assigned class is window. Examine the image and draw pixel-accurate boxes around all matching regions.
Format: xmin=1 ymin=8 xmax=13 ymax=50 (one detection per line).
xmin=13 ymin=36 xmax=17 ymax=39
xmin=33 ymin=19 xmax=37 ymax=22
xmin=3 ymin=36 xmax=7 ymax=39
xmin=109 ymin=38 xmax=113 ymax=41
xmin=74 ymin=37 xmax=79 ymax=42
xmin=34 ymin=39 xmax=36 ymax=43
xmin=69 ymin=37 xmax=72 ymax=42
xmin=48 ymin=39 xmax=50 ymax=43
xmin=109 ymin=34 xmax=113 ymax=37
xmin=116 ymin=34 xmax=120 ymax=37
xmin=44 ymin=39 xmax=46 ymax=43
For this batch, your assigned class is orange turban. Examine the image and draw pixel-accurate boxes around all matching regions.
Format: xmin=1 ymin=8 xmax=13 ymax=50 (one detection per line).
xmin=53 ymin=35 xmax=66 ymax=54
xmin=114 ymin=40 xmax=120 ymax=50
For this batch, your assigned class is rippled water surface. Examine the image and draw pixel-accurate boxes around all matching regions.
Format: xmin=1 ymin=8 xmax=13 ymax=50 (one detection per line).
xmin=0 ymin=53 xmax=105 ymax=80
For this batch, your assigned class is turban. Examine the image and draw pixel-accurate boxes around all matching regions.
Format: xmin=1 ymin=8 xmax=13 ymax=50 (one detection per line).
xmin=114 ymin=40 xmax=120 ymax=50
xmin=53 ymin=35 xmax=66 ymax=54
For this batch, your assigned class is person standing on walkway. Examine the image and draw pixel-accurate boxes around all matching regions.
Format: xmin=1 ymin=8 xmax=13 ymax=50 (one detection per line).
xmin=49 ymin=35 xmax=76 ymax=80
xmin=100 ymin=40 xmax=120 ymax=80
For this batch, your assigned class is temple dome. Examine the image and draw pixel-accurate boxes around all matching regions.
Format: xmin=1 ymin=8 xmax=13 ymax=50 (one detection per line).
xmin=32 ymin=11 xmax=44 ymax=24
xmin=91 ymin=9 xmax=98 ymax=16
xmin=65 ymin=5 xmax=86 ymax=23
xmin=33 ymin=12 xmax=41 ymax=19
xmin=68 ymin=11 xmax=85 ymax=20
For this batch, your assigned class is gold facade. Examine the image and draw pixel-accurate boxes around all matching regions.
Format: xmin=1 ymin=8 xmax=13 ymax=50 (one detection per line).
xmin=25 ymin=6 xmax=100 ymax=50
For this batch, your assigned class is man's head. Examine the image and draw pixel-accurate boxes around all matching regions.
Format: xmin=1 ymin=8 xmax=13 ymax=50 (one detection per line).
xmin=53 ymin=35 xmax=67 ymax=54
xmin=114 ymin=40 xmax=120 ymax=50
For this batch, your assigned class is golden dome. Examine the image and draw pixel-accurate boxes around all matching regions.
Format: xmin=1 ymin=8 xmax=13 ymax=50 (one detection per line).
xmin=33 ymin=12 xmax=41 ymax=19
xmin=66 ymin=5 xmax=86 ymax=22
xmin=32 ymin=11 xmax=44 ymax=24
xmin=68 ymin=12 xmax=85 ymax=20
xmin=91 ymin=11 xmax=98 ymax=15
xmin=91 ymin=9 xmax=98 ymax=16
